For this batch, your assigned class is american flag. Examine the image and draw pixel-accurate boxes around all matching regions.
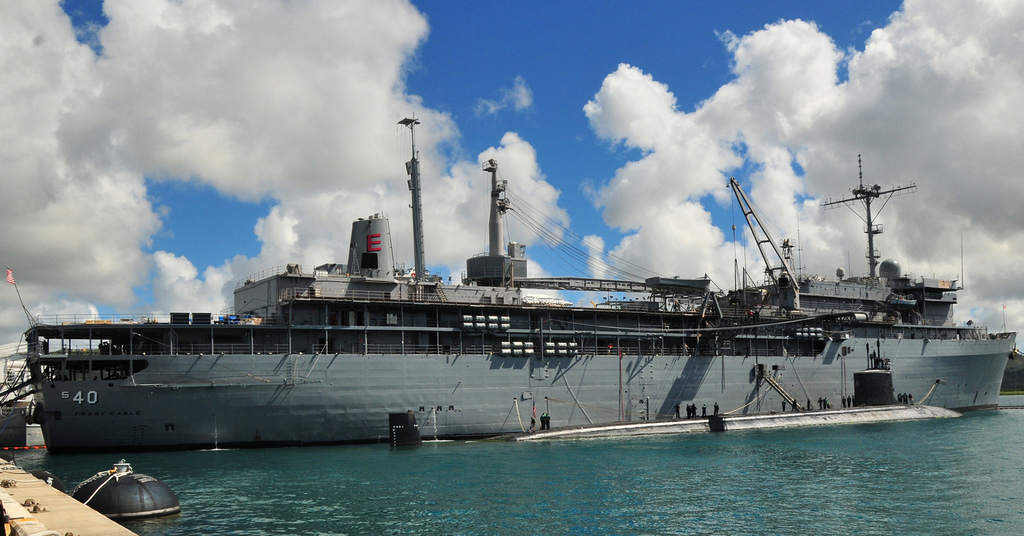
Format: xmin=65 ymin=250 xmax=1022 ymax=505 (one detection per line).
xmin=5 ymin=269 xmax=13 ymax=285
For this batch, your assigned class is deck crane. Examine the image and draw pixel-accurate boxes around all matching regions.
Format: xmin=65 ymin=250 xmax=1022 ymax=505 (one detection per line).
xmin=729 ymin=177 xmax=800 ymax=311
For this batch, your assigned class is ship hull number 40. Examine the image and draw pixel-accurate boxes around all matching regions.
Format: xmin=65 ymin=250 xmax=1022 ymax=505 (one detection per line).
xmin=62 ymin=390 xmax=98 ymax=404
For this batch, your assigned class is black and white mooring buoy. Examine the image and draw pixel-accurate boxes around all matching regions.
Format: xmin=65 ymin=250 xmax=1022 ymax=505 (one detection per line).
xmin=71 ymin=459 xmax=180 ymax=520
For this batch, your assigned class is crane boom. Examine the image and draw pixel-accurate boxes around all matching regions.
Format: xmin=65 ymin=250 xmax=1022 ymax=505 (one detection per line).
xmin=729 ymin=177 xmax=800 ymax=311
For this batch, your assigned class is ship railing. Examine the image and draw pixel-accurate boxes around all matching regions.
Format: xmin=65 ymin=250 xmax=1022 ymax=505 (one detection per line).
xmin=66 ymin=342 xmax=296 ymax=357
xmin=164 ymin=343 xmax=293 ymax=356
xmin=31 ymin=313 xmax=272 ymax=327
xmin=280 ymin=287 xmax=399 ymax=303
xmin=364 ymin=344 xmax=684 ymax=357
xmin=364 ymin=343 xmax=452 ymax=355
xmin=33 ymin=313 xmax=175 ymax=326
xmin=209 ymin=343 xmax=251 ymax=355
xmin=737 ymin=347 xmax=822 ymax=358
xmin=236 ymin=265 xmax=322 ymax=289
xmin=71 ymin=342 xmax=709 ymax=358
xmin=278 ymin=286 xmax=506 ymax=307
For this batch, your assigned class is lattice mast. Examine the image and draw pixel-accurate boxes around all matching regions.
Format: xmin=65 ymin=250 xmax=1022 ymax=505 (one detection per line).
xmin=822 ymin=155 xmax=916 ymax=278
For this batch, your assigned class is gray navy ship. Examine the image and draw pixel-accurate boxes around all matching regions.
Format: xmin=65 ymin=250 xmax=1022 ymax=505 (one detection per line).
xmin=17 ymin=127 xmax=1016 ymax=452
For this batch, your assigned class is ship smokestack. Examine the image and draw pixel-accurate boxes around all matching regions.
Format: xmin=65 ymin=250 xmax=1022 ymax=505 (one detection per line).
xmin=347 ymin=214 xmax=395 ymax=279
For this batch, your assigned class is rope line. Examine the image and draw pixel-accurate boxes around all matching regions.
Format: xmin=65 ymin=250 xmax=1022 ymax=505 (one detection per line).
xmin=724 ymin=388 xmax=772 ymax=415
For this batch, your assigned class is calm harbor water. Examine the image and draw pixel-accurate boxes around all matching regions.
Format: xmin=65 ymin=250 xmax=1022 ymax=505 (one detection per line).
xmin=14 ymin=397 xmax=1024 ymax=535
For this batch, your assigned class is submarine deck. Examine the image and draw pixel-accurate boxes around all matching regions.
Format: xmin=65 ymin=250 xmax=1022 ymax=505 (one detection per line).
xmin=505 ymin=405 xmax=961 ymax=441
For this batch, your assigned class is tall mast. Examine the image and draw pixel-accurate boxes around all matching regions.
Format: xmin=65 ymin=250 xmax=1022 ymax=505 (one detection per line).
xmin=482 ymin=159 xmax=506 ymax=256
xmin=465 ymin=158 xmax=527 ymax=286
xmin=399 ymin=117 xmax=426 ymax=281
xmin=822 ymin=155 xmax=916 ymax=278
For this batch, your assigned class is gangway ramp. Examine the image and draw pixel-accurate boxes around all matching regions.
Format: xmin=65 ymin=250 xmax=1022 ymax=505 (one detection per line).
xmin=761 ymin=371 xmax=803 ymax=411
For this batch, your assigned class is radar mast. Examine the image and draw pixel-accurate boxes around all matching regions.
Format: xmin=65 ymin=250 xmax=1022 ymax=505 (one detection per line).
xmin=822 ymin=155 xmax=916 ymax=278
xmin=399 ymin=117 xmax=426 ymax=281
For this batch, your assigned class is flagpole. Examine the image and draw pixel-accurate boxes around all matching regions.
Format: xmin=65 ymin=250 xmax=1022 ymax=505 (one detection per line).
xmin=6 ymin=267 xmax=34 ymax=326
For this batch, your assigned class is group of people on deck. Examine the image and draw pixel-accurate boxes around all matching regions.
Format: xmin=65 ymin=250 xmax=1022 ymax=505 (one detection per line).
xmin=678 ymin=403 xmax=719 ymax=419
xmin=668 ymin=389 xmax=919 ymax=422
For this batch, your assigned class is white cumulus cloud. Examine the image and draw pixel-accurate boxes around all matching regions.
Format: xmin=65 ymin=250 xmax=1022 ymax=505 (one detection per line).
xmin=585 ymin=1 xmax=1024 ymax=329
xmin=0 ymin=1 xmax=567 ymax=342
xmin=476 ymin=75 xmax=534 ymax=115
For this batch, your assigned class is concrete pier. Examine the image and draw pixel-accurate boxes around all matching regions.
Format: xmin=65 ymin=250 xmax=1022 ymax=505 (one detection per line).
xmin=0 ymin=461 xmax=137 ymax=536
xmin=510 ymin=405 xmax=960 ymax=441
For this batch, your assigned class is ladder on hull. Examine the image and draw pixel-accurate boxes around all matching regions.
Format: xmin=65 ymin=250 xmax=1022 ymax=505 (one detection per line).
xmin=761 ymin=372 xmax=803 ymax=411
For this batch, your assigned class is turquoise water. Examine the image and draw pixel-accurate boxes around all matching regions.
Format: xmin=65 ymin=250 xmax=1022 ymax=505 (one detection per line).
xmin=15 ymin=398 xmax=1024 ymax=535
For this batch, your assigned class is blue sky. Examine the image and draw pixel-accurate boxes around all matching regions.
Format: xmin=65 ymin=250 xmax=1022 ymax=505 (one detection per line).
xmin=60 ymin=0 xmax=899 ymax=278
xmin=404 ymin=1 xmax=898 ymax=236
xmin=2 ymin=0 xmax=1023 ymax=344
